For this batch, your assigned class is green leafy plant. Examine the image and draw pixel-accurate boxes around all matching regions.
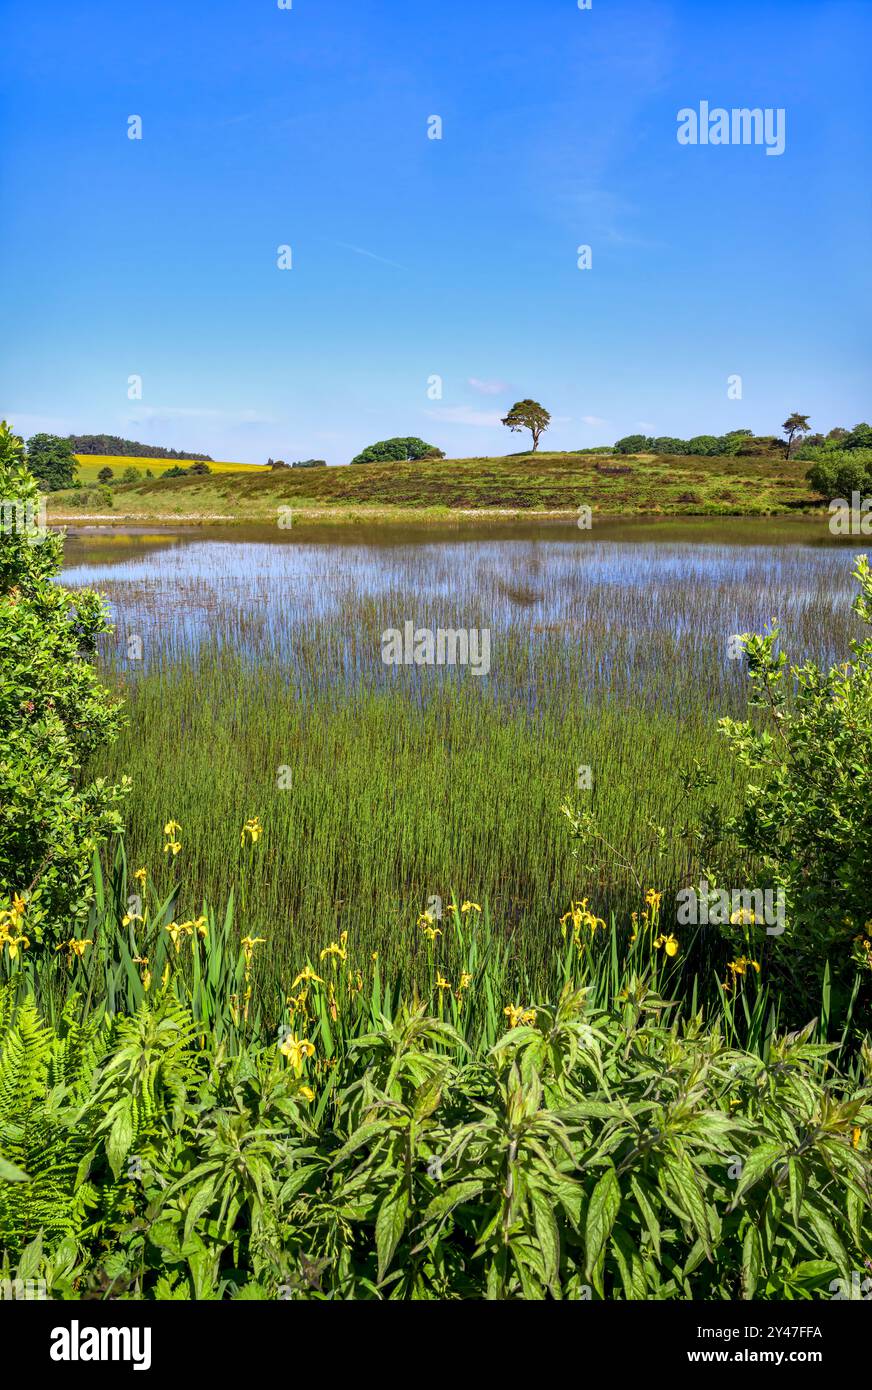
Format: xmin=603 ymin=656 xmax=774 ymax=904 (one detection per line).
xmin=1 ymin=973 xmax=868 ymax=1299
xmin=716 ymin=556 xmax=872 ymax=1030
xmin=0 ymin=422 xmax=128 ymax=945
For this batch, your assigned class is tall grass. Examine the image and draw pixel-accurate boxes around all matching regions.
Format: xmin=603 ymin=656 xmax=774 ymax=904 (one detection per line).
xmin=62 ymin=523 xmax=858 ymax=988
xmin=94 ymin=657 xmax=744 ymax=983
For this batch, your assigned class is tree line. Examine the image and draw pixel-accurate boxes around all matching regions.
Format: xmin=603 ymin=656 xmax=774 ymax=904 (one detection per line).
xmin=68 ymin=434 xmax=211 ymax=460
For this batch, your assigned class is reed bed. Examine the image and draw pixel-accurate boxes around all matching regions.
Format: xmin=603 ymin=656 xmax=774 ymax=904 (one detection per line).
xmin=62 ymin=523 xmax=858 ymax=984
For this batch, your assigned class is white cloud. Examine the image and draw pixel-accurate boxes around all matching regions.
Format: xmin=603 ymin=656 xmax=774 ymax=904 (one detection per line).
xmin=125 ymin=406 xmax=276 ymax=428
xmin=3 ymin=412 xmax=76 ymax=437
xmin=425 ymin=406 xmax=503 ymax=428
xmin=581 ymin=415 xmax=609 ymax=428
xmin=468 ymin=377 xmax=509 ymax=396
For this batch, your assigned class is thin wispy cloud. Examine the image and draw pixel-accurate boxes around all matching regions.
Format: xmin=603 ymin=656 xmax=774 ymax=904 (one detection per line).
xmin=334 ymin=241 xmax=406 ymax=270
xmin=4 ymin=411 xmax=75 ymax=437
xmin=425 ymin=406 xmax=503 ymax=428
xmin=468 ymin=378 xmax=509 ymax=396
xmin=126 ymin=407 xmax=276 ymax=426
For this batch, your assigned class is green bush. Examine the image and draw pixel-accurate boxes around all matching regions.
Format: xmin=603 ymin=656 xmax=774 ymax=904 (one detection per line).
xmin=844 ymin=424 xmax=872 ymax=452
xmin=613 ymin=435 xmax=652 ymax=455
xmin=24 ymin=434 xmax=78 ymax=492
xmin=0 ymin=979 xmax=868 ymax=1299
xmin=350 ymin=437 xmax=444 ymax=465
xmin=717 ymin=556 xmax=872 ymax=1029
xmin=804 ymin=450 xmax=872 ymax=501
xmin=0 ymin=422 xmax=128 ymax=945
xmin=686 ymin=435 xmax=724 ymax=457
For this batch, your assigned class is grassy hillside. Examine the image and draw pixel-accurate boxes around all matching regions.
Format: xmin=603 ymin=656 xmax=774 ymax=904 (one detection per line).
xmin=51 ymin=449 xmax=818 ymax=522
xmin=73 ymin=453 xmax=268 ymax=483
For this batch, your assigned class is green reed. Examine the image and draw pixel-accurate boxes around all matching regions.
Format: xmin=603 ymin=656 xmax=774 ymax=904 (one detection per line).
xmin=90 ymin=651 xmax=745 ymax=987
xmin=68 ymin=522 xmax=857 ymax=995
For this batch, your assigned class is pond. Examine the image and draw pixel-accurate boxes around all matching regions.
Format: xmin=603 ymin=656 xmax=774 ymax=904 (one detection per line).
xmin=60 ymin=516 xmax=861 ymax=712
xmin=58 ymin=515 xmax=864 ymax=959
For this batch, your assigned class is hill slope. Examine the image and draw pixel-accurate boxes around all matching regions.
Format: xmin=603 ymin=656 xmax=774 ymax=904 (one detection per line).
xmin=50 ymin=450 xmax=818 ymax=523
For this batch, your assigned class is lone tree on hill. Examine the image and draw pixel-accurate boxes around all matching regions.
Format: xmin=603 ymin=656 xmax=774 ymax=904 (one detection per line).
xmin=501 ymin=399 xmax=551 ymax=451
xmin=782 ymin=413 xmax=811 ymax=459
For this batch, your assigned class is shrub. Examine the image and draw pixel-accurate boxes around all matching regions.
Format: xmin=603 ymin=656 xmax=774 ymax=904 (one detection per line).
xmin=613 ymin=435 xmax=652 ymax=455
xmin=804 ymin=451 xmax=872 ymax=502
xmin=720 ymin=430 xmax=755 ymax=455
xmin=735 ymin=435 xmax=783 ymax=458
xmin=717 ymin=556 xmax=872 ymax=1029
xmin=844 ymin=423 xmax=872 ymax=452
xmin=686 ymin=435 xmax=724 ymax=457
xmin=0 ymin=422 xmax=128 ymax=945
xmin=350 ymin=437 xmax=444 ymax=465
xmin=24 ymin=434 xmax=78 ymax=492
xmin=64 ymin=484 xmax=113 ymax=510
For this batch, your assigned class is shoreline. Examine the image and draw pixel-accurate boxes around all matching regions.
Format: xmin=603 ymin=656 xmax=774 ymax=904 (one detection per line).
xmin=49 ymin=502 xmax=828 ymax=530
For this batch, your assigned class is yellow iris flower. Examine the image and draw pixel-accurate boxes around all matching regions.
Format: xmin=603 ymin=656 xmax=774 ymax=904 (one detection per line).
xmin=504 ymin=1003 xmax=537 ymax=1028
xmin=279 ymin=1033 xmax=315 ymax=1075
xmin=240 ymin=816 xmax=263 ymax=846
xmin=291 ymin=964 xmax=323 ymax=988
xmin=55 ymin=938 xmax=93 ymax=962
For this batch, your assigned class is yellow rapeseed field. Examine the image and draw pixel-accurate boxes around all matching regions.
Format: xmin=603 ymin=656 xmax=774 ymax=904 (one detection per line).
xmin=74 ymin=454 xmax=268 ymax=483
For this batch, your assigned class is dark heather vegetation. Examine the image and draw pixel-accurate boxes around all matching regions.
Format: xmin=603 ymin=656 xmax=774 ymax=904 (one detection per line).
xmin=161 ymin=463 xmax=212 ymax=479
xmin=47 ymin=447 xmax=821 ymax=522
xmin=268 ymin=459 xmax=327 ymax=469
xmin=2 ymin=434 xmax=870 ymax=1299
xmin=36 ymin=413 xmax=869 ymax=522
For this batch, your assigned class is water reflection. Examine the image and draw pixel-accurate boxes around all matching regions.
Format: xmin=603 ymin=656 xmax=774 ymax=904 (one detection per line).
xmin=59 ymin=519 xmax=860 ymax=708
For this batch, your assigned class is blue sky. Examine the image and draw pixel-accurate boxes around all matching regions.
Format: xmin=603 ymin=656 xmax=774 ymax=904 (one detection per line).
xmin=1 ymin=0 xmax=870 ymax=464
